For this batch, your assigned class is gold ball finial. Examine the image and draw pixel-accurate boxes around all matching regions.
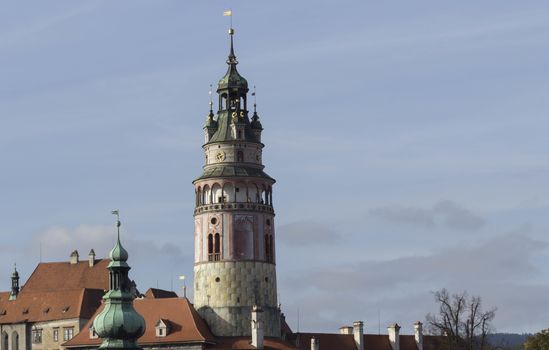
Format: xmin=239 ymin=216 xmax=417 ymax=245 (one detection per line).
xmin=228 ymin=28 xmax=235 ymax=35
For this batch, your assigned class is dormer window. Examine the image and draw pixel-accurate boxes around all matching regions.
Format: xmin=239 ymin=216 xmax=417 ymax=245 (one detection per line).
xmin=89 ymin=326 xmax=98 ymax=339
xmin=155 ymin=319 xmax=170 ymax=337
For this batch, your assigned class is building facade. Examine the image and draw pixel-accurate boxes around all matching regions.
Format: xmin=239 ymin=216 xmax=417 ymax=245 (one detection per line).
xmin=192 ymin=28 xmax=280 ymax=338
xmin=0 ymin=251 xmax=108 ymax=350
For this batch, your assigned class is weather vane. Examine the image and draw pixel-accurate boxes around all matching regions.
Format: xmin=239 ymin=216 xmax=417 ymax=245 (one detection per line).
xmin=111 ymin=209 xmax=121 ymax=238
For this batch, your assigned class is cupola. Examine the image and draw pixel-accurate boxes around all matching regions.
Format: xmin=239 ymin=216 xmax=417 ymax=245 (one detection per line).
xmin=93 ymin=210 xmax=145 ymax=350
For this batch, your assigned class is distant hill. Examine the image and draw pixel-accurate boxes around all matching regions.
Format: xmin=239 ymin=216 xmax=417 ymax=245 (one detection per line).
xmin=486 ymin=333 xmax=532 ymax=348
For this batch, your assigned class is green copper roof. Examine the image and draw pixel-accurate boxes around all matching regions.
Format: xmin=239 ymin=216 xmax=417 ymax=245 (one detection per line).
xmin=207 ymin=111 xmax=259 ymax=144
xmin=109 ymin=238 xmax=129 ymax=263
xmin=194 ymin=165 xmax=274 ymax=182
xmin=218 ymin=64 xmax=248 ymax=91
xmin=93 ymin=217 xmax=145 ymax=350
xmin=250 ymin=111 xmax=263 ymax=130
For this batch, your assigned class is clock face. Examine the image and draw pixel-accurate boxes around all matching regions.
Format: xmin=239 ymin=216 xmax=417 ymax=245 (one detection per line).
xmin=216 ymin=151 xmax=226 ymax=162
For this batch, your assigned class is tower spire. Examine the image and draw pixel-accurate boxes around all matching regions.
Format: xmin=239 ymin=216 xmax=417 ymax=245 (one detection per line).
xmin=9 ymin=262 xmax=19 ymax=301
xmin=227 ymin=27 xmax=237 ymax=65
xmin=93 ymin=211 xmax=145 ymax=350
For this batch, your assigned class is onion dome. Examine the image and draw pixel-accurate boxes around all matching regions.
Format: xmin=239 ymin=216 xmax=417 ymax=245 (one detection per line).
xmin=109 ymin=237 xmax=128 ymax=263
xmin=11 ymin=266 xmax=19 ymax=279
xmin=250 ymin=111 xmax=263 ymax=130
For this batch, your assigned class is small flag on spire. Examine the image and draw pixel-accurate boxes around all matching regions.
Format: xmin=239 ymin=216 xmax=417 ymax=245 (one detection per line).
xmin=223 ymin=10 xmax=232 ymax=16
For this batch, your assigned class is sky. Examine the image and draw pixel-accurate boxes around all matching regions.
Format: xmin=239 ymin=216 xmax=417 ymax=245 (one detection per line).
xmin=1 ymin=0 xmax=548 ymax=335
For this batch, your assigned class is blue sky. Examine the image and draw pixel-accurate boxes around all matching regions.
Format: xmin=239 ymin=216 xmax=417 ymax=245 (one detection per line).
xmin=1 ymin=1 xmax=549 ymax=334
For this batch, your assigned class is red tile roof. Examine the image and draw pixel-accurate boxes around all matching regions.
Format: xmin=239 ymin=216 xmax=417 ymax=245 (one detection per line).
xmin=0 ymin=259 xmax=112 ymax=325
xmin=206 ymin=337 xmax=298 ymax=350
xmin=143 ymin=288 xmax=178 ymax=299
xmin=0 ymin=288 xmax=104 ymax=324
xmin=293 ymin=333 xmax=443 ymax=350
xmin=23 ymin=260 xmax=109 ymax=292
xmin=64 ymin=297 xmax=215 ymax=347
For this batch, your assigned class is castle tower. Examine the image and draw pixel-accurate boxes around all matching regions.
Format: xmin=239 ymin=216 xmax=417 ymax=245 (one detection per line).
xmin=193 ymin=27 xmax=280 ymax=337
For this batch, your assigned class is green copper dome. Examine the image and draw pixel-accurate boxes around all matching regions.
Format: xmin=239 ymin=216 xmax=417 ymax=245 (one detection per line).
xmin=218 ymin=64 xmax=248 ymax=91
xmin=109 ymin=238 xmax=129 ymax=262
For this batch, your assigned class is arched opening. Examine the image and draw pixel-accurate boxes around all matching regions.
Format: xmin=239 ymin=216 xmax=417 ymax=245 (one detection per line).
xmin=220 ymin=94 xmax=228 ymax=110
xmin=267 ymin=187 xmax=273 ymax=205
xmin=214 ymin=233 xmax=221 ymax=261
xmin=196 ymin=187 xmax=202 ymax=206
xmin=260 ymin=185 xmax=267 ymax=204
xmin=2 ymin=332 xmax=8 ymax=350
xmin=11 ymin=332 xmax=18 ymax=350
xmin=248 ymin=184 xmax=259 ymax=203
xmin=203 ymin=185 xmax=210 ymax=205
xmin=236 ymin=150 xmax=244 ymax=162
xmin=207 ymin=234 xmax=214 ymax=261
xmin=212 ymin=183 xmax=223 ymax=203
xmin=235 ymin=182 xmax=247 ymax=202
xmin=222 ymin=183 xmax=234 ymax=203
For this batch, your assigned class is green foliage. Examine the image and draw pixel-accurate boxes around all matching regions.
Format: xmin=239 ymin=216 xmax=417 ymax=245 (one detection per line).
xmin=525 ymin=329 xmax=549 ymax=350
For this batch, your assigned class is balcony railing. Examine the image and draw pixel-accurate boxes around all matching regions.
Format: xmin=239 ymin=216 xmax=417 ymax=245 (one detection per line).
xmin=195 ymin=202 xmax=274 ymax=215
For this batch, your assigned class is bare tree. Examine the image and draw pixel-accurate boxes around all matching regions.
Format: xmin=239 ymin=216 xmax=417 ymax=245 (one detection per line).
xmin=426 ymin=289 xmax=496 ymax=350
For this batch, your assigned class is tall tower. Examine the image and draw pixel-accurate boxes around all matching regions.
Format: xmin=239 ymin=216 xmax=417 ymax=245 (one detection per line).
xmin=193 ymin=28 xmax=280 ymax=337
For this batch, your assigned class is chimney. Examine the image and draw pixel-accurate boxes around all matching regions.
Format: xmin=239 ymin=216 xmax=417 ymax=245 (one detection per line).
xmin=353 ymin=321 xmax=364 ymax=350
xmin=388 ymin=323 xmax=401 ymax=350
xmin=311 ymin=336 xmax=320 ymax=350
xmin=88 ymin=249 xmax=96 ymax=267
xmin=70 ymin=250 xmax=79 ymax=264
xmin=414 ymin=322 xmax=423 ymax=350
xmin=251 ymin=305 xmax=264 ymax=349
xmin=340 ymin=326 xmax=353 ymax=335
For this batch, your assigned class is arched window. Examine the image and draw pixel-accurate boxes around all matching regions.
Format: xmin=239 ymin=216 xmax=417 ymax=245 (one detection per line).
xmin=236 ymin=150 xmax=244 ymax=162
xmin=221 ymin=94 xmax=228 ymax=110
xmin=208 ymin=234 xmax=214 ymax=261
xmin=214 ymin=233 xmax=221 ymax=261
xmin=12 ymin=332 xmax=18 ymax=350
xmin=2 ymin=332 xmax=8 ymax=350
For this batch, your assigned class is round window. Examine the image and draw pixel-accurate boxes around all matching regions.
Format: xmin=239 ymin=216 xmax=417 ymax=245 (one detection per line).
xmin=215 ymin=277 xmax=220 ymax=283
xmin=211 ymin=217 xmax=217 ymax=225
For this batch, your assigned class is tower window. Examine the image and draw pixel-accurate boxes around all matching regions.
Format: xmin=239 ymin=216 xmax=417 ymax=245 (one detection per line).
xmin=214 ymin=233 xmax=221 ymax=261
xmin=208 ymin=234 xmax=214 ymax=261
xmin=237 ymin=130 xmax=242 ymax=139
xmin=237 ymin=150 xmax=244 ymax=162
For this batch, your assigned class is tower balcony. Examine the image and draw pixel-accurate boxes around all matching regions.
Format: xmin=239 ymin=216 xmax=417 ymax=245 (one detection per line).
xmin=194 ymin=202 xmax=274 ymax=215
